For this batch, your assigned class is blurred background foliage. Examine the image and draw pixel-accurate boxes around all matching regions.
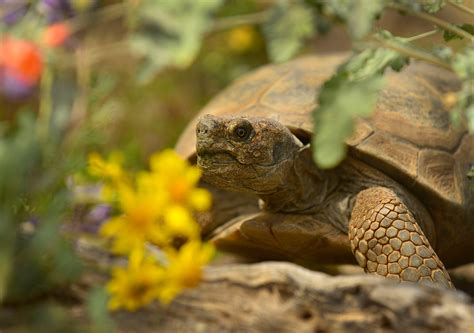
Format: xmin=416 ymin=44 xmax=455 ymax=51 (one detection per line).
xmin=0 ymin=0 xmax=473 ymax=331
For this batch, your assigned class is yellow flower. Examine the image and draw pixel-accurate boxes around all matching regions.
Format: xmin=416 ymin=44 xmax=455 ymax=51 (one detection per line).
xmin=150 ymin=149 xmax=188 ymax=175
xmin=107 ymin=259 xmax=165 ymax=311
xmin=99 ymin=183 xmax=116 ymax=202
xmin=157 ymin=241 xmax=215 ymax=304
xmin=163 ymin=205 xmax=200 ymax=241
xmin=187 ymin=188 xmax=212 ymax=211
xmin=88 ymin=151 xmax=126 ymax=183
xmin=99 ymin=183 xmax=167 ymax=254
xmin=227 ymin=26 xmax=256 ymax=53
xmin=150 ymin=149 xmax=212 ymax=211
xmin=90 ymin=149 xmax=216 ymax=310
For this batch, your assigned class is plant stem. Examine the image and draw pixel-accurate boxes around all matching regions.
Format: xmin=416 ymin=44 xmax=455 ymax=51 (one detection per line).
xmin=88 ymin=42 xmax=131 ymax=63
xmin=372 ymin=34 xmax=452 ymax=71
xmin=66 ymin=47 xmax=91 ymax=135
xmin=38 ymin=64 xmax=53 ymax=141
xmin=447 ymin=0 xmax=474 ymax=16
xmin=387 ymin=3 xmax=474 ymax=42
xmin=210 ymin=11 xmax=271 ymax=32
xmin=405 ymin=29 xmax=440 ymax=42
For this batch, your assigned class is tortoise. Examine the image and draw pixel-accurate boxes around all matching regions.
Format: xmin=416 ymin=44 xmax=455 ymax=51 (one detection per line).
xmin=175 ymin=53 xmax=474 ymax=288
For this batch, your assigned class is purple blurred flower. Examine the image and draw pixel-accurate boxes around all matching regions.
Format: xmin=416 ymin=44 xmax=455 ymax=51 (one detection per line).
xmin=88 ymin=204 xmax=112 ymax=224
xmin=0 ymin=0 xmax=29 ymax=25
xmin=39 ymin=0 xmax=73 ymax=23
xmin=0 ymin=67 xmax=36 ymax=100
xmin=82 ymin=204 xmax=112 ymax=234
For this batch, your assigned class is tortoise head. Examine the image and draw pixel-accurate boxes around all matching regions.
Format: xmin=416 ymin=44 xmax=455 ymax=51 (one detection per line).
xmin=196 ymin=115 xmax=303 ymax=195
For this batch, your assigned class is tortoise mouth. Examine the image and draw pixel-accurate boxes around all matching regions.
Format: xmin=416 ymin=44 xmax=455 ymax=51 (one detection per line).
xmin=196 ymin=150 xmax=239 ymax=167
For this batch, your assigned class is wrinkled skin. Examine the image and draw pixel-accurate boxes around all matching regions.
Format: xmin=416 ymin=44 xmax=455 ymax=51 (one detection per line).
xmin=197 ymin=115 xmax=303 ymax=196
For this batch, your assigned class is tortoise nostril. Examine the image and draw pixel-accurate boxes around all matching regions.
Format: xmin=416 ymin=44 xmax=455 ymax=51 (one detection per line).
xmin=197 ymin=115 xmax=218 ymax=137
xmin=197 ymin=124 xmax=209 ymax=136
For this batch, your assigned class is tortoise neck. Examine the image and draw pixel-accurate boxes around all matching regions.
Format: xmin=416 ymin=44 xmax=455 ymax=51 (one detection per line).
xmin=258 ymin=148 xmax=339 ymax=214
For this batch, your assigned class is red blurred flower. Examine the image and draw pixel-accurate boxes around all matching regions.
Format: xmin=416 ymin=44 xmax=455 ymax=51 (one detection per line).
xmin=0 ymin=37 xmax=43 ymax=85
xmin=43 ymin=23 xmax=70 ymax=47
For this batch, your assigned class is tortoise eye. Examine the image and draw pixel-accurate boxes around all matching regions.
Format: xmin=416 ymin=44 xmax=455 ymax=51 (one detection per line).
xmin=236 ymin=127 xmax=247 ymax=138
xmin=232 ymin=121 xmax=253 ymax=141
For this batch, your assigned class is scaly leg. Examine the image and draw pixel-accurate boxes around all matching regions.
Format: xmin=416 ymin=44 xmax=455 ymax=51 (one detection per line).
xmin=349 ymin=187 xmax=453 ymax=288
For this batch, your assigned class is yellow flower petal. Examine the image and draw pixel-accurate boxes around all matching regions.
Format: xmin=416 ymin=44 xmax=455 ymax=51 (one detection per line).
xmin=106 ymin=261 xmax=165 ymax=311
xmin=165 ymin=241 xmax=215 ymax=289
xmin=129 ymin=246 xmax=145 ymax=269
xmin=88 ymin=151 xmax=125 ymax=181
xmin=188 ymin=188 xmax=212 ymax=211
xmin=182 ymin=167 xmax=202 ymax=187
xmin=163 ymin=205 xmax=199 ymax=240
xmin=150 ymin=149 xmax=186 ymax=174
xmin=99 ymin=216 xmax=125 ymax=238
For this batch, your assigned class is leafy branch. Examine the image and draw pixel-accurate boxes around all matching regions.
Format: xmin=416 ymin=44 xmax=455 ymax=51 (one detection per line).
xmin=447 ymin=0 xmax=474 ymax=16
xmin=371 ymin=32 xmax=452 ymax=70
xmin=307 ymin=0 xmax=474 ymax=167
xmin=387 ymin=3 xmax=474 ymax=42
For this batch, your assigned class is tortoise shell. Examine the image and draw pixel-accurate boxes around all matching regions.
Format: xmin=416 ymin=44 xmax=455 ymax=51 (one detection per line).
xmin=176 ymin=54 xmax=473 ymax=264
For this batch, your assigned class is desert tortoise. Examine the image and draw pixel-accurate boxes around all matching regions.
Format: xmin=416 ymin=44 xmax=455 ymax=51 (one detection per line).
xmin=176 ymin=54 xmax=474 ymax=288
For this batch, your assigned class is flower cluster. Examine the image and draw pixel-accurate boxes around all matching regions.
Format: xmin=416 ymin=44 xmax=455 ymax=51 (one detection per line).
xmin=0 ymin=30 xmax=71 ymax=99
xmin=88 ymin=149 xmax=214 ymax=311
xmin=0 ymin=0 xmax=80 ymax=99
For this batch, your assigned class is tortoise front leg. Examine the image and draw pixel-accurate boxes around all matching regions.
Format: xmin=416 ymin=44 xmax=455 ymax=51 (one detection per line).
xmin=349 ymin=187 xmax=453 ymax=288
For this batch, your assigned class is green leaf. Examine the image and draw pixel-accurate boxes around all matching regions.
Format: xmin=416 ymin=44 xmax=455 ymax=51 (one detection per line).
xmin=0 ymin=113 xmax=39 ymax=203
xmin=343 ymin=47 xmax=407 ymax=80
xmin=389 ymin=55 xmax=410 ymax=71
xmin=443 ymin=23 xmax=474 ymax=41
xmin=313 ymin=48 xmax=407 ymax=168
xmin=0 ymin=212 xmax=14 ymax=301
xmin=452 ymin=47 xmax=474 ymax=80
xmin=325 ymin=0 xmax=384 ymax=39
xmin=468 ymin=165 xmax=474 ymax=191
xmin=347 ymin=0 xmax=385 ymax=39
xmin=263 ymin=0 xmax=314 ymax=63
xmin=450 ymin=78 xmax=474 ymax=134
xmin=420 ymin=0 xmax=445 ymax=13
xmin=29 ymin=303 xmax=82 ymax=333
xmin=468 ymin=165 xmax=474 ymax=179
xmin=313 ymin=75 xmax=384 ymax=168
xmin=391 ymin=0 xmax=422 ymax=11
xmin=467 ymin=104 xmax=474 ymax=132
xmin=130 ymin=0 xmax=224 ymax=82
xmin=392 ymin=0 xmax=445 ymax=13
xmin=87 ymin=287 xmax=115 ymax=333
xmin=432 ymin=45 xmax=453 ymax=61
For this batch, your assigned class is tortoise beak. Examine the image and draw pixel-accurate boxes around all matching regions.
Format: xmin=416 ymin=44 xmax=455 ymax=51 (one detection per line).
xmin=196 ymin=115 xmax=231 ymax=160
xmin=196 ymin=115 xmax=219 ymax=156
xmin=196 ymin=114 xmax=220 ymax=140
